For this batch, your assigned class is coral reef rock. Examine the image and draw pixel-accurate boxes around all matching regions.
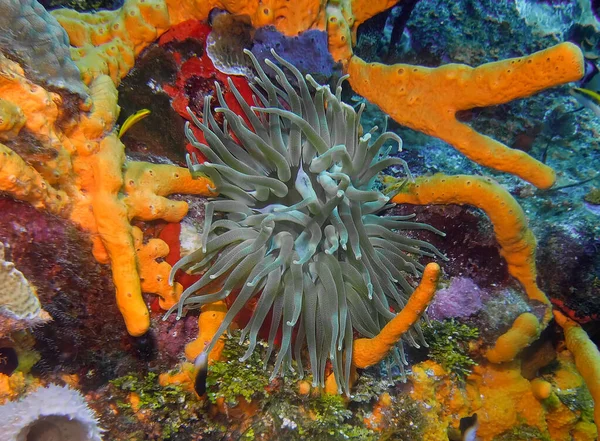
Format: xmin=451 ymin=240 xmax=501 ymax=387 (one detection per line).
xmin=0 ymin=0 xmax=88 ymax=99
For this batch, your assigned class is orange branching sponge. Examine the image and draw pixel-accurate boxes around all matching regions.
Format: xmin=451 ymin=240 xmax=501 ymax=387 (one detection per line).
xmin=51 ymin=0 xmax=170 ymax=85
xmin=164 ymin=0 xmax=327 ymax=36
xmin=116 ymin=163 xmax=213 ymax=330
xmin=348 ymin=43 xmax=584 ymax=189
xmin=392 ymin=174 xmax=552 ymax=325
xmin=0 ymin=143 xmax=68 ymax=215
xmin=353 ymin=262 xmax=440 ymax=369
xmin=66 ymin=75 xmax=124 ymax=263
xmin=123 ymin=161 xmax=215 ymax=223
xmin=84 ymin=136 xmax=214 ymax=336
xmin=132 ymin=226 xmax=182 ymax=311
xmin=485 ymin=312 xmax=541 ymax=363
xmin=554 ymin=310 xmax=600 ymax=432
xmin=0 ymin=55 xmax=214 ymax=336
xmin=0 ymin=98 xmax=25 ymax=141
xmin=87 ymin=134 xmax=152 ymax=335
xmin=185 ymin=301 xmax=228 ymax=362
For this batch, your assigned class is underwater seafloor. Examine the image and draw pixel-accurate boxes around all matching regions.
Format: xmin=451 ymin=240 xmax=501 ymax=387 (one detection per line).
xmin=0 ymin=0 xmax=600 ymax=440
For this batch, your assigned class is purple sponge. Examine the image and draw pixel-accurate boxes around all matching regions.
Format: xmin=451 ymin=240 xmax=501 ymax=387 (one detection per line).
xmin=251 ymin=27 xmax=340 ymax=83
xmin=428 ymin=277 xmax=488 ymax=321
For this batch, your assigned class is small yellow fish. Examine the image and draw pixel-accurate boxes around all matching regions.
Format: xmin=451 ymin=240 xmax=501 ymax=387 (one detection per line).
xmin=381 ymin=175 xmax=408 ymax=195
xmin=569 ymin=88 xmax=600 ymax=118
xmin=118 ymin=109 xmax=151 ymax=138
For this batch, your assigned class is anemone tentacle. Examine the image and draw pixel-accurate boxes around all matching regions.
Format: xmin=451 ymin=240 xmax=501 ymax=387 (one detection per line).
xmin=169 ymin=49 xmax=443 ymax=394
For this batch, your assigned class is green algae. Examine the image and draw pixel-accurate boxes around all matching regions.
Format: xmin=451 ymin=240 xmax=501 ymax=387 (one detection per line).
xmin=555 ymin=384 xmax=595 ymax=422
xmin=203 ymin=331 xmax=428 ymax=440
xmin=109 ymin=371 xmax=220 ymax=440
xmin=423 ymin=319 xmax=480 ymax=380
xmin=584 ymin=187 xmax=600 ymax=205
xmin=105 ymin=331 xmax=429 ymax=440
xmin=492 ymin=422 xmax=552 ymax=441
xmin=206 ymin=330 xmax=271 ymax=406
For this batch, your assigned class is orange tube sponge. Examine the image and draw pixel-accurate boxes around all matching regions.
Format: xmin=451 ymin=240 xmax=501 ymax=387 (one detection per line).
xmin=392 ymin=174 xmax=551 ymax=324
xmin=352 ymin=262 xmax=440 ymax=369
xmin=325 ymin=263 xmax=439 ymax=393
xmin=348 ymin=43 xmax=584 ymax=189
xmin=485 ymin=312 xmax=541 ymax=363
xmin=554 ymin=310 xmax=600 ymax=432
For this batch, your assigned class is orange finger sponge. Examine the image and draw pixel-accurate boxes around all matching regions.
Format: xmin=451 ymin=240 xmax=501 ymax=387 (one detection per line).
xmin=485 ymin=312 xmax=541 ymax=363
xmin=392 ymin=174 xmax=551 ymax=325
xmin=352 ymin=262 xmax=440 ymax=369
xmin=554 ymin=310 xmax=600 ymax=433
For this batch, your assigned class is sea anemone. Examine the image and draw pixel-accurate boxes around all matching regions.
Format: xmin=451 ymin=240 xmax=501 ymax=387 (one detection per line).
xmin=168 ymin=50 xmax=445 ymax=394
xmin=0 ymin=384 xmax=103 ymax=441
